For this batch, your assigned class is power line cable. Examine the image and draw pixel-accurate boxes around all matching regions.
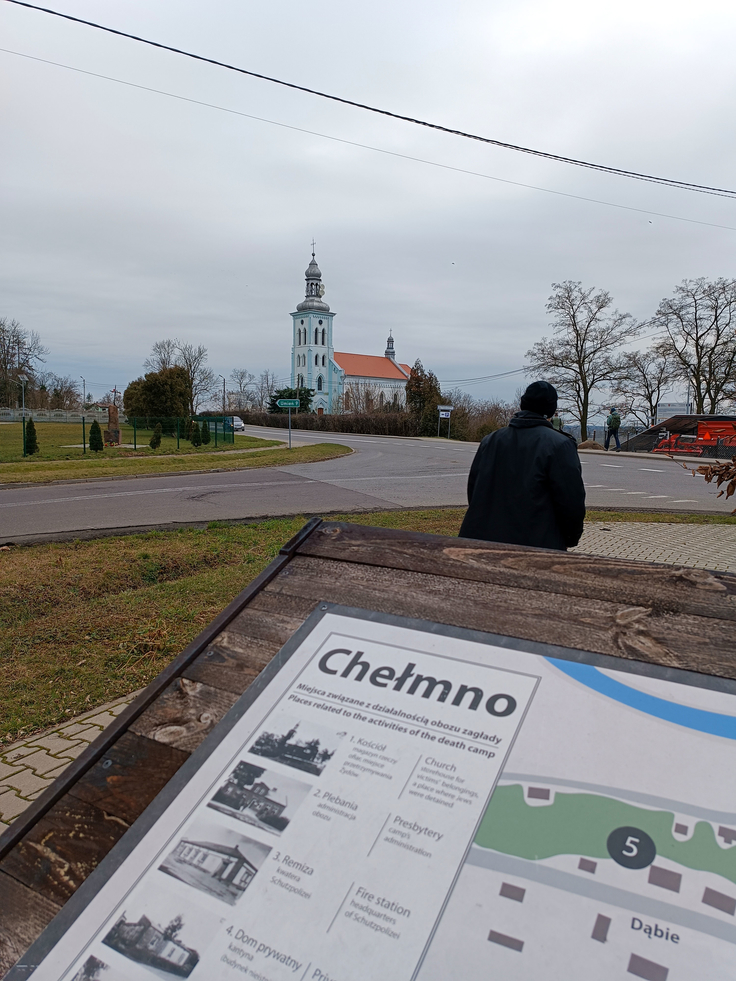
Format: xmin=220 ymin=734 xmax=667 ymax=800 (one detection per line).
xmin=3 ymin=48 xmax=735 ymax=234
xmin=5 ymin=0 xmax=736 ymax=201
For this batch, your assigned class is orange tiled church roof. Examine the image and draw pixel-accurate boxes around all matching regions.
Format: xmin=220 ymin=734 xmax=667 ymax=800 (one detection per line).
xmin=333 ymin=353 xmax=411 ymax=380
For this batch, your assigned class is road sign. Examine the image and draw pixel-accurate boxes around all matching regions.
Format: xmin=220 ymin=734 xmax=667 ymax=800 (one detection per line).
xmin=439 ymin=410 xmax=451 ymax=419
xmin=437 ymin=404 xmax=454 ymax=412
xmin=276 ymin=399 xmax=300 ymax=408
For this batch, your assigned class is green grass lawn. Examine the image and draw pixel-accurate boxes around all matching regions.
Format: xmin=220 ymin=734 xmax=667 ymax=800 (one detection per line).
xmin=0 ymin=421 xmax=273 ymax=464
xmin=1 ymin=506 xmax=733 ymax=743
xmin=0 ymin=437 xmax=349 ymax=483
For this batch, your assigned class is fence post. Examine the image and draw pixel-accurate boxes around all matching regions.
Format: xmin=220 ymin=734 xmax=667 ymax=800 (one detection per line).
xmin=133 ymin=418 xmax=137 ymax=450
xmin=214 ymin=419 xmax=218 ymax=448
xmin=177 ymin=418 xmax=180 ymax=450
xmin=82 ymin=417 xmax=86 ymax=455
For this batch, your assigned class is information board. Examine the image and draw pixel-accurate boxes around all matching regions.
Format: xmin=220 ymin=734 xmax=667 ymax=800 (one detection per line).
xmin=13 ymin=606 xmax=736 ymax=981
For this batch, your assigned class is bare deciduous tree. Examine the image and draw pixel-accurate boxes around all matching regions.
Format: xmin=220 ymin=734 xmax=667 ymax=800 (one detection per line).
xmin=525 ymin=281 xmax=639 ymax=437
xmin=0 ymin=317 xmax=48 ymax=406
xmin=143 ymin=339 xmax=178 ymax=373
xmin=653 ymin=277 xmax=736 ymax=414
xmin=144 ymin=339 xmax=216 ymax=413
xmin=228 ymin=368 xmax=255 ymax=410
xmin=611 ymin=344 xmax=674 ymax=427
xmin=252 ymin=370 xmax=278 ymax=411
xmin=342 ymin=381 xmax=383 ymax=413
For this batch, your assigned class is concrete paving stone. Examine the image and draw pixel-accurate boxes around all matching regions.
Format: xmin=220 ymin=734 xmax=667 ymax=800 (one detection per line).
xmin=2 ymin=745 xmax=38 ymax=763
xmin=81 ymin=711 xmax=118 ymax=729
xmin=29 ymin=734 xmax=84 ymax=755
xmin=0 ymin=789 xmax=31 ymax=822
xmin=4 ymin=768 xmax=51 ymax=797
xmin=0 ymin=761 xmax=23 ymax=782
xmin=16 ymin=749 xmax=69 ymax=776
xmin=43 ymin=761 xmax=74 ymax=780
xmin=55 ymin=723 xmax=97 ymax=738
xmin=54 ymin=741 xmax=93 ymax=760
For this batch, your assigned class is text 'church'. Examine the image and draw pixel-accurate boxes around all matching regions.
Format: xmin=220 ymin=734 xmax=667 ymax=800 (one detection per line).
xmin=291 ymin=252 xmax=411 ymax=414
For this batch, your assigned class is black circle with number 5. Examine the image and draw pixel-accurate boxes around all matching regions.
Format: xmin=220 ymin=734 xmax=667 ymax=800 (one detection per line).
xmin=607 ymin=826 xmax=656 ymax=869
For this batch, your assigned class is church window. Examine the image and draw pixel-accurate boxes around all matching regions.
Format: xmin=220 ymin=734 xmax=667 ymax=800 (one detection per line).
xmin=321 ymin=329 xmax=326 ymax=345
xmin=315 ymin=354 xmax=319 ymax=366
xmin=322 ymin=355 xmax=326 ymax=366
xmin=301 ymin=319 xmax=304 ymax=325
xmin=317 ymin=376 xmax=323 ymax=391
xmin=314 ymin=327 xmax=319 ymax=344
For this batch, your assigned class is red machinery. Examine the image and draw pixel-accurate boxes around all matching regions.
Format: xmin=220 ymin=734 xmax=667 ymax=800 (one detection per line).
xmin=653 ymin=420 xmax=736 ymax=455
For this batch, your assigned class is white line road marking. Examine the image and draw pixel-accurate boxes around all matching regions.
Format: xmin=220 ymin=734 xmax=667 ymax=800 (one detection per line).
xmin=586 ymin=485 xmax=606 ymax=488
xmin=645 ymin=495 xmax=669 ymax=499
xmin=625 ymin=492 xmax=647 ymax=495
xmin=671 ymin=500 xmax=699 ymax=503
xmin=599 ymin=464 xmax=623 ymax=468
xmin=640 ymin=468 xmax=666 ymax=472
xmin=0 ymin=472 xmax=469 ymax=509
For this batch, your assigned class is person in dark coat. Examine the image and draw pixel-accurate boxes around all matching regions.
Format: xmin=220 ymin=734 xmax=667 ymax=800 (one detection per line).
xmin=458 ymin=380 xmax=585 ymax=550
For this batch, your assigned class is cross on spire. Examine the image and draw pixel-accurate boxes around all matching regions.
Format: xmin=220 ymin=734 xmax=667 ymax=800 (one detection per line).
xmin=311 ymin=238 xmax=316 ymax=257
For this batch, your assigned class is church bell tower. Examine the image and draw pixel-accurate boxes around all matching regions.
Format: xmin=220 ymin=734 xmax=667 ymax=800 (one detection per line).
xmin=291 ymin=248 xmax=336 ymax=414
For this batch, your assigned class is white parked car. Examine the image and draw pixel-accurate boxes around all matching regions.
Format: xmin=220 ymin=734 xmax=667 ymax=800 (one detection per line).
xmin=231 ymin=416 xmax=246 ymax=432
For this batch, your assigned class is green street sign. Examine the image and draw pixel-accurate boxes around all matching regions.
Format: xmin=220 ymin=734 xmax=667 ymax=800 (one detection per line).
xmin=276 ymin=399 xmax=300 ymax=408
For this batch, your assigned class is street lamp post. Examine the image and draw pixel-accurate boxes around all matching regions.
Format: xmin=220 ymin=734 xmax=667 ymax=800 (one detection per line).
xmin=219 ymin=375 xmax=226 ymax=417
xmin=18 ymin=373 xmax=29 ymax=457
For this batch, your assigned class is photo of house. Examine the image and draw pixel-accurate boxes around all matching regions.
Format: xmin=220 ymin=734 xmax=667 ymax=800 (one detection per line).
xmin=68 ymin=955 xmax=126 ymax=981
xmin=249 ymin=716 xmax=342 ymax=776
xmin=159 ymin=820 xmax=271 ymax=906
xmin=102 ymin=912 xmax=199 ymax=977
xmin=207 ymin=760 xmax=311 ymax=834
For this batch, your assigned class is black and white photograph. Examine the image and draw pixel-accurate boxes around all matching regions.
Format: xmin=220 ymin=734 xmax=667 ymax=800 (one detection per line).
xmin=248 ymin=716 xmax=343 ymax=776
xmin=68 ymin=956 xmax=127 ymax=981
xmin=101 ymin=886 xmax=224 ymax=978
xmin=159 ymin=818 xmax=272 ymax=906
xmin=207 ymin=760 xmax=311 ymax=834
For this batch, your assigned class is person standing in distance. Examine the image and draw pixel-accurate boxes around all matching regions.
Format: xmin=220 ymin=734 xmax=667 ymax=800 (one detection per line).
xmin=459 ymin=381 xmax=585 ymax=551
xmin=605 ymin=406 xmax=622 ymax=452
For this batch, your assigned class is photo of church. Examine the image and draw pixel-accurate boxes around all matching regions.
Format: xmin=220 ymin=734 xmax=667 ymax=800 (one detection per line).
xmin=291 ymin=252 xmax=412 ymax=415
xmin=103 ymin=912 xmax=200 ymax=977
xmin=159 ymin=820 xmax=271 ymax=906
xmin=249 ymin=716 xmax=341 ymax=776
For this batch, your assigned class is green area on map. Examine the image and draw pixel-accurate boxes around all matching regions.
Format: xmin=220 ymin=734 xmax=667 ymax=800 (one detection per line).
xmin=474 ymin=784 xmax=736 ymax=885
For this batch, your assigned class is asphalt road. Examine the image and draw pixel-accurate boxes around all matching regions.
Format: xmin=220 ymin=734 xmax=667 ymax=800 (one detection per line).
xmin=0 ymin=426 xmax=724 ymax=543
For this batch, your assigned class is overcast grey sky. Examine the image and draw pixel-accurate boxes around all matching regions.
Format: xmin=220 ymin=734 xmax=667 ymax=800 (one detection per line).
xmin=1 ymin=0 xmax=735 ymax=411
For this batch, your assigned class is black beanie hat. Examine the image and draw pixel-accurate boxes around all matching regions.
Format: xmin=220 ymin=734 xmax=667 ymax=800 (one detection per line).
xmin=520 ymin=380 xmax=558 ymax=417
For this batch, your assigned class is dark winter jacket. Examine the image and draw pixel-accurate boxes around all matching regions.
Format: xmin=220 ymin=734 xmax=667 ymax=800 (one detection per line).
xmin=458 ymin=411 xmax=586 ymax=550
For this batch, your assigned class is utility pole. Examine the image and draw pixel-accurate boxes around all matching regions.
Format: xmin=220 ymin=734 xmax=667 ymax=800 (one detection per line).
xmin=219 ymin=374 xmax=226 ymax=417
xmin=80 ymin=376 xmax=86 ymax=409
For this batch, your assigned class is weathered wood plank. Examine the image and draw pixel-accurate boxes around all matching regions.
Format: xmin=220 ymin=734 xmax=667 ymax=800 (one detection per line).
xmin=128 ymin=678 xmax=238 ymax=753
xmin=0 ymin=798 xmax=127 ymax=907
xmin=184 ymin=638 xmax=280 ymax=693
xmin=67 ymin=731 xmax=189 ymax=827
xmin=299 ymin=523 xmax=736 ymax=621
xmin=223 ymin=607 xmax=306 ymax=648
xmin=0 ymin=872 xmax=60 ymax=978
xmin=266 ymin=555 xmax=736 ymax=678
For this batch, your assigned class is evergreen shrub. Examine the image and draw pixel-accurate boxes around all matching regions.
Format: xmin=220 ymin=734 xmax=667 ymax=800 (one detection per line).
xmin=200 ymin=418 xmax=211 ymax=444
xmin=149 ymin=423 xmax=163 ymax=449
xmin=89 ymin=420 xmax=104 ymax=452
xmin=25 ymin=418 xmax=39 ymax=455
xmin=190 ymin=421 xmax=202 ymax=447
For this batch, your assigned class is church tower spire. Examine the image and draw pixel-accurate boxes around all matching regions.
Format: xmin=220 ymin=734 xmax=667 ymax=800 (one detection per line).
xmin=385 ymin=329 xmax=396 ymax=361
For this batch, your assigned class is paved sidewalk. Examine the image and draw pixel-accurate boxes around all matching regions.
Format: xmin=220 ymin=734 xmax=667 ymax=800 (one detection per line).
xmin=573 ymin=521 xmax=736 ymax=572
xmin=0 ymin=690 xmax=142 ymax=830
xmin=2 ymin=520 xmax=735 ymax=831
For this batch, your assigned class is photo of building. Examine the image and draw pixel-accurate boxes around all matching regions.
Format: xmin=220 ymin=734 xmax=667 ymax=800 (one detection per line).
xmin=249 ymin=717 xmax=341 ymax=776
xmin=102 ymin=913 xmax=199 ymax=977
xmin=159 ymin=820 xmax=271 ymax=906
xmin=207 ymin=760 xmax=311 ymax=834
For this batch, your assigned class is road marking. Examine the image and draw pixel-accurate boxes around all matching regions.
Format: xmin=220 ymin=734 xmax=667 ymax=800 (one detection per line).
xmin=645 ymin=495 xmax=669 ymax=499
xmin=599 ymin=464 xmax=623 ymax=467
xmin=586 ymin=484 xmax=606 ymax=488
xmin=671 ymin=500 xmax=699 ymax=503
xmin=625 ymin=492 xmax=647 ymax=495
xmin=640 ymin=468 xmax=666 ymax=472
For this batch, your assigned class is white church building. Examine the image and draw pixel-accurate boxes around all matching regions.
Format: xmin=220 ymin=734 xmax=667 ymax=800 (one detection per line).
xmin=291 ymin=252 xmax=411 ymax=415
